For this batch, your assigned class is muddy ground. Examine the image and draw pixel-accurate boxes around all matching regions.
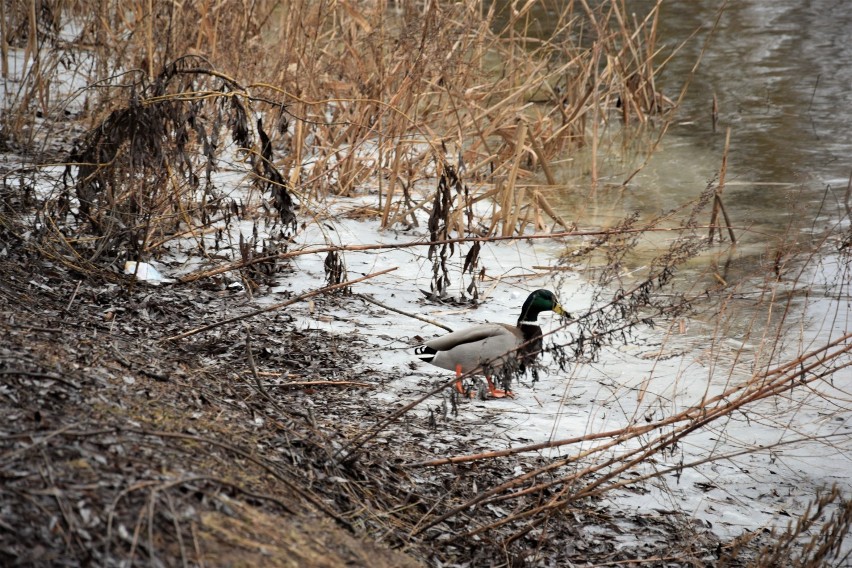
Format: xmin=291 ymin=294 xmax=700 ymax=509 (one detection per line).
xmin=0 ymin=220 xmax=772 ymax=566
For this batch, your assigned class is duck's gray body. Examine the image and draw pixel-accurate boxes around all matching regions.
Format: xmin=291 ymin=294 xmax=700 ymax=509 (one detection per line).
xmin=416 ymin=322 xmax=540 ymax=375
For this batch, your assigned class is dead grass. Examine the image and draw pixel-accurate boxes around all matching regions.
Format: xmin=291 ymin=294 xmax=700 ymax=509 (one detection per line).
xmin=3 ymin=1 xmax=851 ymax=566
xmin=2 ymin=0 xmax=682 ymax=278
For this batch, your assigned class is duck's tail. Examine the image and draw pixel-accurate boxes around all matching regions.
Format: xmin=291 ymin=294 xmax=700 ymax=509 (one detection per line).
xmin=414 ymin=345 xmax=437 ymax=363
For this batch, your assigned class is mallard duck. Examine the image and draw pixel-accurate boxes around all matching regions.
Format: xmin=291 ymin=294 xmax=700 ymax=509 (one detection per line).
xmin=415 ymin=289 xmax=566 ymax=398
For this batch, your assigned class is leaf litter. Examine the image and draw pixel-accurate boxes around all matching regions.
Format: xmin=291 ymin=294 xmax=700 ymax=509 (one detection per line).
xmin=7 ymin=187 xmax=849 ymax=566
xmin=3 ymin=32 xmax=851 ymax=567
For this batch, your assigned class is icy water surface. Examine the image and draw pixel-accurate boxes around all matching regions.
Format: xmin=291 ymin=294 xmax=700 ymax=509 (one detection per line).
xmin=482 ymin=0 xmax=852 ymax=548
xmin=511 ymin=0 xmax=851 ymax=260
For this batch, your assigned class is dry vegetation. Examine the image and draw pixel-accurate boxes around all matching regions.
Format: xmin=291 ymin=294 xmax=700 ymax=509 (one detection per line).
xmin=2 ymin=0 xmax=678 ymax=273
xmin=2 ymin=0 xmax=852 ymax=566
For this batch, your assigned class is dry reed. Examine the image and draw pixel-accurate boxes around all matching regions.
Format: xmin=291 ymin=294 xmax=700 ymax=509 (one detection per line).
xmin=7 ymin=1 xmax=846 ymax=565
xmin=2 ymin=0 xmax=678 ymax=276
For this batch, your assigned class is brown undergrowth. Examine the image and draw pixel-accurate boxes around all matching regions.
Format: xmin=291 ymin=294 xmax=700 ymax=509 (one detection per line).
xmin=0 ymin=233 xmax=726 ymax=567
xmin=3 ymin=0 xmax=680 ymax=279
xmin=3 ymin=1 xmax=851 ymax=566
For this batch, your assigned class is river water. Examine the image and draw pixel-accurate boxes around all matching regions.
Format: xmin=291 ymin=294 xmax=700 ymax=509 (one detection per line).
xmin=659 ymin=0 xmax=852 ymax=190
xmin=533 ymin=0 xmax=852 ymax=282
xmin=535 ymin=2 xmax=852 ymax=545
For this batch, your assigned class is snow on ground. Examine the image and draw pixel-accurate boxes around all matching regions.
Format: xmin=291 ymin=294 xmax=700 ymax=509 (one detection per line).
xmin=2 ymin=21 xmax=100 ymax=117
xmin=156 ymin=187 xmax=852 ymax=551
xmin=4 ymin=19 xmax=848 ymax=558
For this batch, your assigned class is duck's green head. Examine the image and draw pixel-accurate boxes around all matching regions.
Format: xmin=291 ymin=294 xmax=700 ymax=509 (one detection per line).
xmin=519 ymin=289 xmax=566 ymax=323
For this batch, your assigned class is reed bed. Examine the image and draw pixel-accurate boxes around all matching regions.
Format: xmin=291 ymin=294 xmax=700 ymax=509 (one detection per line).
xmin=2 ymin=0 xmax=676 ymax=271
xmin=3 ymin=0 xmax=850 ymax=565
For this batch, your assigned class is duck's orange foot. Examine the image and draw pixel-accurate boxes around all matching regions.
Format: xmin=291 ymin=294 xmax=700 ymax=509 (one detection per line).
xmin=486 ymin=378 xmax=515 ymax=399
xmin=454 ymin=379 xmax=477 ymax=399
xmin=487 ymin=388 xmax=515 ymax=399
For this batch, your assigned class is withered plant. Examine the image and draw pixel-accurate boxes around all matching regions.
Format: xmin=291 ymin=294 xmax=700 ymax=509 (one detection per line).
xmin=30 ymin=57 xmax=296 ymax=277
xmin=3 ymin=0 xmax=683 ymax=254
xmin=425 ymin=162 xmax=483 ymax=301
xmin=324 ymin=249 xmax=349 ymax=292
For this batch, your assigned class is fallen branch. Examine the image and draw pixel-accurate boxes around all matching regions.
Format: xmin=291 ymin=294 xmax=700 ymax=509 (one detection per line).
xmin=163 ymin=267 xmax=396 ymax=341
xmin=359 ymin=293 xmax=453 ymax=332
xmin=405 ymin=424 xmax=650 ymax=468
xmin=176 ymin=225 xmax=738 ymax=284
xmin=276 ymin=380 xmax=374 ymax=388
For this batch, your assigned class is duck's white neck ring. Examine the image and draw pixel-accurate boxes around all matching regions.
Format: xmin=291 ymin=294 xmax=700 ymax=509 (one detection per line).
xmin=518 ymin=320 xmax=539 ymax=326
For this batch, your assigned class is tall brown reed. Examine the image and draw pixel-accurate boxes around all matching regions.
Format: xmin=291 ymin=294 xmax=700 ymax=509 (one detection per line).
xmin=3 ymin=0 xmax=675 ymax=262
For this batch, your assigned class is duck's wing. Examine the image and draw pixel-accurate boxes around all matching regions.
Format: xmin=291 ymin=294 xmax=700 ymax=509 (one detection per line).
xmin=422 ymin=323 xmax=515 ymax=352
xmin=417 ymin=324 xmax=524 ymax=373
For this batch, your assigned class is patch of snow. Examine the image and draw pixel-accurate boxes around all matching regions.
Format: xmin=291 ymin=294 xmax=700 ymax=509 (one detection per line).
xmin=162 ymin=191 xmax=850 ymax=552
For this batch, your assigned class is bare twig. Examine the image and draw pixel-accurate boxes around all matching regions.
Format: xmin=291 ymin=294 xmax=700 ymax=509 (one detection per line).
xmin=359 ymin=293 xmax=453 ymax=332
xmin=0 ymin=369 xmax=79 ymax=389
xmin=164 ymin=268 xmax=396 ymax=341
xmin=275 ymin=380 xmax=373 ymax=388
xmin=178 ymin=224 xmax=732 ymax=284
xmin=710 ymin=127 xmax=736 ymax=244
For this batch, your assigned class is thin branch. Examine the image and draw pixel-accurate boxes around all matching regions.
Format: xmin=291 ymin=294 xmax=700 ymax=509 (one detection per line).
xmin=359 ymin=293 xmax=453 ymax=332
xmin=275 ymin=380 xmax=373 ymax=388
xmin=177 ymin=225 xmax=742 ymax=284
xmin=163 ymin=267 xmax=396 ymax=341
